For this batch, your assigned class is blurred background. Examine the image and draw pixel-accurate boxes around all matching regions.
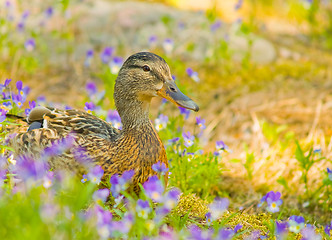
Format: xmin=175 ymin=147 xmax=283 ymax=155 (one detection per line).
xmin=1 ymin=0 xmax=331 ymax=222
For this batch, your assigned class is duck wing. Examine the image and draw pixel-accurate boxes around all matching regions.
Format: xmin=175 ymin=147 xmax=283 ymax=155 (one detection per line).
xmin=9 ymin=107 xmax=120 ymax=159
xmin=44 ymin=108 xmax=120 ymax=141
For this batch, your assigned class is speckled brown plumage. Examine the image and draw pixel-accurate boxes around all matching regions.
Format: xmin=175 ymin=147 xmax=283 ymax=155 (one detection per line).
xmin=9 ymin=52 xmax=198 ymax=194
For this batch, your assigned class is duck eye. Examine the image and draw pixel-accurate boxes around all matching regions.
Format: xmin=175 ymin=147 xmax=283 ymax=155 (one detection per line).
xmin=142 ymin=65 xmax=150 ymax=72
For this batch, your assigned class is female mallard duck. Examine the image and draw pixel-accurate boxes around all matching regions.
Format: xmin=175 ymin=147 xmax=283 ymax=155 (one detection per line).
xmin=10 ymin=52 xmax=199 ymax=193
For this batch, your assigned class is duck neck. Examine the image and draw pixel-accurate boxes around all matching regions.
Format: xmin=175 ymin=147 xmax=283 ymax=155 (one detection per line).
xmin=116 ymin=96 xmax=152 ymax=132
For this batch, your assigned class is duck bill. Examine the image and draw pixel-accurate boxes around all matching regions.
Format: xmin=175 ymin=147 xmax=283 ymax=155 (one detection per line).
xmin=157 ymin=81 xmax=199 ymax=112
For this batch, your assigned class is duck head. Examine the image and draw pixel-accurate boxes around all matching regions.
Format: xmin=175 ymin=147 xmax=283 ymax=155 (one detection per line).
xmin=114 ymin=52 xmax=199 ymax=112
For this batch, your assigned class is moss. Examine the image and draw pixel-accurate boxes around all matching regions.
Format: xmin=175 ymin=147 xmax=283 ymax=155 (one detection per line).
xmin=222 ymin=211 xmax=272 ymax=238
xmin=173 ymin=193 xmax=209 ymax=219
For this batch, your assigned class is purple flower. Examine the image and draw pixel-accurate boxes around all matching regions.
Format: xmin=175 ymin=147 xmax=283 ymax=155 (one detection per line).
xmin=95 ymin=205 xmax=112 ymax=225
xmin=214 ymin=140 xmax=231 ymax=156
xmin=42 ymin=136 xmax=75 ymax=159
xmin=179 ymin=107 xmax=191 ymax=119
xmin=100 ymin=47 xmax=113 ymax=64
xmin=265 ymin=191 xmax=283 ymax=213
xmin=163 ymin=188 xmax=180 ymax=210
xmin=22 ymin=10 xmax=29 ymax=20
xmin=0 ymin=78 xmax=11 ymax=91
xmin=110 ymin=213 xmax=133 ymax=236
xmin=17 ymin=22 xmax=25 ymax=31
xmin=210 ymin=20 xmax=222 ymax=32
xmin=288 ymin=215 xmax=305 ymax=234
xmin=93 ymin=189 xmax=110 ymax=203
xmin=42 ymin=171 xmax=54 ymax=188
xmin=2 ymin=93 xmax=12 ymax=109
xmin=258 ymin=191 xmax=283 ymax=212
xmin=84 ymin=102 xmax=96 ymax=113
xmin=301 ymin=225 xmax=322 ymax=240
xmin=234 ymin=224 xmax=243 ymax=233
xmin=154 ymin=206 xmax=171 ymax=223
xmin=208 ymin=197 xmax=229 ymax=221
xmin=94 ymin=205 xmax=112 ymax=238
xmin=189 ymin=225 xmax=213 ymax=240
xmin=109 ymin=56 xmax=123 ymax=74
xmin=324 ymin=221 xmax=332 ymax=236
xmin=81 ymin=174 xmax=88 ymax=183
xmin=84 ymin=49 xmax=94 ymax=67
xmin=234 ymin=0 xmax=243 ymax=10
xmin=5 ymin=1 xmax=11 ymax=8
xmin=143 ymin=175 xmax=164 ymax=202
xmin=45 ymin=7 xmax=53 ymax=18
xmin=327 ymin=168 xmax=332 ymax=181
xmin=86 ymin=49 xmax=94 ymax=58
xmin=195 ymin=117 xmax=206 ymax=130
xmin=110 ymin=170 xmax=134 ymax=197
xmin=37 ymin=95 xmax=46 ymax=104
xmin=0 ymin=109 xmax=7 ymax=123
xmin=16 ymin=81 xmax=30 ymax=99
xmin=186 ymin=68 xmax=200 ymax=82
xmin=275 ymin=221 xmax=288 ymax=240
xmin=87 ymin=165 xmax=104 ymax=184
xmin=163 ymin=38 xmax=174 ymax=54
xmin=217 ymin=140 xmax=227 ymax=149
xmin=12 ymin=93 xmax=24 ymax=108
xmin=155 ymin=114 xmax=168 ymax=131
xmin=168 ymin=137 xmax=179 ymax=144
xmin=136 ymin=199 xmax=151 ymax=219
xmin=218 ymin=228 xmax=234 ymax=240
xmin=106 ymin=110 xmax=122 ymax=130
xmin=15 ymin=155 xmax=48 ymax=182
xmin=0 ymin=169 xmax=7 ymax=188
xmin=86 ymin=82 xmax=97 ymax=96
xmin=182 ymin=131 xmax=194 ymax=148
xmin=24 ymin=101 xmax=36 ymax=115
xmin=149 ymin=35 xmax=157 ymax=47
xmin=152 ymin=162 xmax=168 ymax=175
xmin=24 ymin=38 xmax=35 ymax=52
xmin=159 ymin=226 xmax=177 ymax=240
xmin=205 ymin=212 xmax=212 ymax=226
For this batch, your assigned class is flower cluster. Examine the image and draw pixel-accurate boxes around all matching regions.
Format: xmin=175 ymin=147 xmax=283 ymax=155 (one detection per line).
xmin=110 ymin=170 xmax=135 ymax=197
xmin=14 ymin=81 xmax=30 ymax=108
xmin=1 ymin=1 xmax=331 ymax=239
